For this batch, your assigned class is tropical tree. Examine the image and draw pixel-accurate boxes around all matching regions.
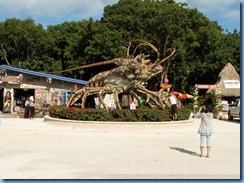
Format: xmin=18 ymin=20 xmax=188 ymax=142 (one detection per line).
xmin=90 ymin=0 xmax=238 ymax=92
xmin=0 ymin=18 xmax=55 ymax=71
xmin=0 ymin=0 xmax=240 ymax=94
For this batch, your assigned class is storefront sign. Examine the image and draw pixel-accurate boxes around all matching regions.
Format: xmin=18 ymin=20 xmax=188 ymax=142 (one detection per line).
xmin=196 ymin=84 xmax=216 ymax=89
xmin=1 ymin=76 xmax=19 ymax=83
xmin=223 ymin=80 xmax=240 ymax=88
xmin=22 ymin=84 xmax=46 ymax=89
xmin=1 ymin=74 xmax=23 ymax=84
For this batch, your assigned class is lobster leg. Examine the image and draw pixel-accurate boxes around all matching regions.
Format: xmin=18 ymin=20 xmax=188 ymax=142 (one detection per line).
xmin=158 ymin=89 xmax=171 ymax=108
xmin=81 ymin=87 xmax=103 ymax=109
xmin=113 ymin=88 xmax=122 ymax=109
xmin=134 ymin=83 xmax=167 ymax=109
xmin=130 ymin=90 xmax=141 ymax=102
xmin=67 ymin=89 xmax=85 ymax=107
xmin=98 ymin=89 xmax=109 ymax=112
xmin=81 ymin=91 xmax=89 ymax=109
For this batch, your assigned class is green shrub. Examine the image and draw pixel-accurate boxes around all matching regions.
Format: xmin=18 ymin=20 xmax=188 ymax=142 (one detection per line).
xmin=177 ymin=107 xmax=192 ymax=120
xmin=110 ymin=109 xmax=137 ymax=122
xmin=136 ymin=107 xmax=172 ymax=122
xmin=82 ymin=109 xmax=109 ymax=121
xmin=49 ymin=106 xmax=192 ymax=122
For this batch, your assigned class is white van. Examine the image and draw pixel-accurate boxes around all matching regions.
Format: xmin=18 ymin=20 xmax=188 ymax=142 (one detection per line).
xmin=228 ymin=98 xmax=240 ymax=120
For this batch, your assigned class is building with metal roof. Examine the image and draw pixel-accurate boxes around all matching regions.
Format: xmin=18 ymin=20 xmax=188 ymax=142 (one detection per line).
xmin=0 ymin=65 xmax=87 ymax=115
xmin=0 ymin=65 xmax=87 ymax=85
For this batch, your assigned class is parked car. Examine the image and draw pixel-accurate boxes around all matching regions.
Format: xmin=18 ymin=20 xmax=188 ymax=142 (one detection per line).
xmin=228 ymin=98 xmax=240 ymax=120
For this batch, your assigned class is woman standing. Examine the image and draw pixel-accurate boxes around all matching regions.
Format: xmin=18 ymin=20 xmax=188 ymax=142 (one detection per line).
xmin=198 ymin=104 xmax=214 ymax=158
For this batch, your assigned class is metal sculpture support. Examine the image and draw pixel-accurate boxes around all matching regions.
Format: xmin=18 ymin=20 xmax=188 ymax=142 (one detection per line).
xmin=66 ymin=40 xmax=176 ymax=112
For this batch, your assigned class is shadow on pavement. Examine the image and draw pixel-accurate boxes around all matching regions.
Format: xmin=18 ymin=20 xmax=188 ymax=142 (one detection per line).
xmin=169 ymin=146 xmax=199 ymax=157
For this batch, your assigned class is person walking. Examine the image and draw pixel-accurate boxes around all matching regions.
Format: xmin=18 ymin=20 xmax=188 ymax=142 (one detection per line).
xmin=24 ymin=97 xmax=30 ymax=118
xmin=197 ymin=104 xmax=214 ymax=158
xmin=169 ymin=91 xmax=178 ymax=120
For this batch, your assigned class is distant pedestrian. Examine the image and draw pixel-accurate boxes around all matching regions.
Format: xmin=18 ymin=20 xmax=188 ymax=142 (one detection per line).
xmin=197 ymin=104 xmax=213 ymax=158
xmin=24 ymin=97 xmax=30 ymax=118
xmin=29 ymin=96 xmax=35 ymax=119
xmin=169 ymin=91 xmax=178 ymax=120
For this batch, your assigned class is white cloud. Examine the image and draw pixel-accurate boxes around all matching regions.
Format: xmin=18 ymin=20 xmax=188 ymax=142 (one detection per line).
xmin=224 ymin=9 xmax=240 ymax=21
xmin=1 ymin=0 xmax=239 ymax=21
xmin=0 ymin=0 xmax=119 ymax=20
xmin=176 ymin=0 xmax=240 ymax=21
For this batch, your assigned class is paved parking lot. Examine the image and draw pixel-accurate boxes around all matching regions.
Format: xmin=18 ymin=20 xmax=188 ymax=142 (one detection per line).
xmin=0 ymin=117 xmax=240 ymax=179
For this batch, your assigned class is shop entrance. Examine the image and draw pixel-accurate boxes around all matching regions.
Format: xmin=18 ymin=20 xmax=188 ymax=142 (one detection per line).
xmin=14 ymin=88 xmax=35 ymax=107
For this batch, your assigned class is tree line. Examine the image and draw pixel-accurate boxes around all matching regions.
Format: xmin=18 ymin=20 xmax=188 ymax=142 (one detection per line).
xmin=0 ymin=0 xmax=240 ymax=93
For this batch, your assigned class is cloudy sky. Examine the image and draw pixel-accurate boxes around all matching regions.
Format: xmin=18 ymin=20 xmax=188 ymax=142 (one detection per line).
xmin=0 ymin=0 xmax=240 ymax=32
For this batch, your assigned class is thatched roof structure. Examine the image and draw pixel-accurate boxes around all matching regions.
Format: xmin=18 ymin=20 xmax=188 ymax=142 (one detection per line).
xmin=207 ymin=63 xmax=240 ymax=97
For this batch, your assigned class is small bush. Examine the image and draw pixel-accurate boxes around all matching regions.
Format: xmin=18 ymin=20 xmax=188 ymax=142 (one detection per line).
xmin=135 ymin=107 xmax=172 ymax=122
xmin=82 ymin=109 xmax=109 ymax=121
xmin=110 ymin=109 xmax=137 ymax=122
xmin=177 ymin=107 xmax=192 ymax=120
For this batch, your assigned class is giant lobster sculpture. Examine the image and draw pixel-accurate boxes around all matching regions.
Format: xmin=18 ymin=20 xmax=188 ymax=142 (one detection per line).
xmin=65 ymin=40 xmax=176 ymax=112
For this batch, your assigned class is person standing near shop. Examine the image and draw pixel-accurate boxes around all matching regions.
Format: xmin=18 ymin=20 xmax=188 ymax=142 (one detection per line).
xmin=29 ymin=96 xmax=35 ymax=119
xmin=4 ymin=91 xmax=11 ymax=113
xmin=169 ymin=91 xmax=178 ymax=120
xmin=24 ymin=97 xmax=30 ymax=118
xmin=197 ymin=104 xmax=214 ymax=158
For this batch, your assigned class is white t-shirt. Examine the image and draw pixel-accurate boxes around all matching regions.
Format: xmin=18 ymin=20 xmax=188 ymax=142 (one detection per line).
xmin=25 ymin=100 xmax=29 ymax=107
xmin=169 ymin=95 xmax=177 ymax=105
xmin=29 ymin=96 xmax=34 ymax=102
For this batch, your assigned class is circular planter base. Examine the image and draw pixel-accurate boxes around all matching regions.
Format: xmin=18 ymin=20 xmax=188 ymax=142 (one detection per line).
xmin=43 ymin=115 xmax=194 ymax=125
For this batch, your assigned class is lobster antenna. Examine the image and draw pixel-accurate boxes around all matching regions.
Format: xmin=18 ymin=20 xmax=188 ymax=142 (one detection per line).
xmin=48 ymin=40 xmax=162 ymax=74
xmin=133 ymin=40 xmax=160 ymax=60
xmin=126 ymin=40 xmax=132 ymax=57
xmin=47 ymin=59 xmax=117 ymax=74
xmin=151 ymin=48 xmax=176 ymax=69
xmin=126 ymin=39 xmax=160 ymax=60
xmin=132 ymin=43 xmax=159 ymax=59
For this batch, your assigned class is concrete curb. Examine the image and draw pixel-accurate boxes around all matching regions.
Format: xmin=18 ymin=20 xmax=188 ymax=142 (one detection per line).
xmin=43 ymin=115 xmax=194 ymax=125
